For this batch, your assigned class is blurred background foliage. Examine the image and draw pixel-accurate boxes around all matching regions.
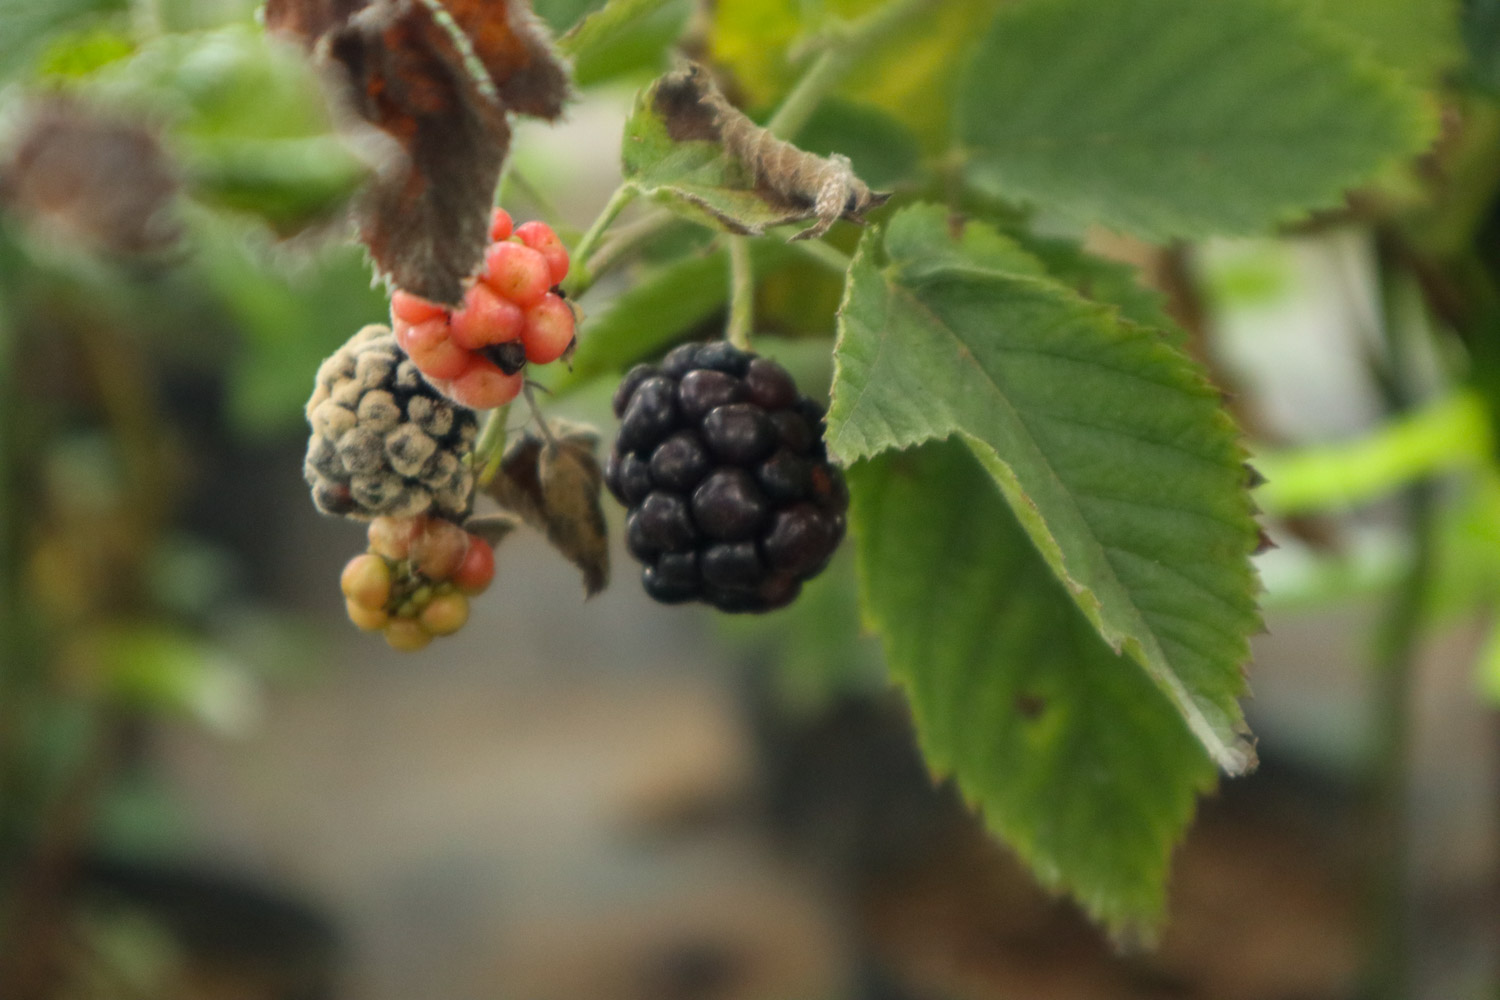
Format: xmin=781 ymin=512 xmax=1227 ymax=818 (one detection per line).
xmin=0 ymin=0 xmax=1498 ymax=998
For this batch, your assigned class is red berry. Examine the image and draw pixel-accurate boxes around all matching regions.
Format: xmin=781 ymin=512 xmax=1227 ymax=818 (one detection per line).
xmin=450 ymin=283 xmax=524 ymax=351
xmin=514 ymin=221 xmax=570 ymax=285
xmin=453 ymin=533 xmax=495 ymax=594
xmin=449 ymin=357 xmax=524 ymax=409
xmin=489 ymin=207 xmax=514 ymax=243
xmin=483 ymin=242 xmax=551 ymax=307
xmin=391 ymin=290 xmax=448 ymax=325
xmin=521 ymin=295 xmax=575 ymax=365
xmin=398 ymin=317 xmax=469 ymax=380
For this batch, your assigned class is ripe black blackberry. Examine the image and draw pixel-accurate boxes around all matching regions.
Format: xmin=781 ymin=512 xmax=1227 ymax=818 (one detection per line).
xmin=305 ymin=325 xmax=479 ymax=521
xmin=605 ymin=342 xmax=848 ymax=613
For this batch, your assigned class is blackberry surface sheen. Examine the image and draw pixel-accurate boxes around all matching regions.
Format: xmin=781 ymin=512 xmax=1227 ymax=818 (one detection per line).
xmin=605 ymin=342 xmax=848 ymax=613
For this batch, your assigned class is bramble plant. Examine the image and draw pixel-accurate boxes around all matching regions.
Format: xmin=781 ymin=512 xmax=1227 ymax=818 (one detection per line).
xmin=7 ymin=0 xmax=1500 ymax=979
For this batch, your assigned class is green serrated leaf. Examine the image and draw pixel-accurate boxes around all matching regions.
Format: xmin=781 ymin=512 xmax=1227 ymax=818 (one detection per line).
xmin=852 ymin=440 xmax=1215 ymax=934
xmin=1014 ymin=233 xmax=1187 ymax=346
xmin=830 ymin=205 xmax=1261 ymax=774
xmin=956 ymin=0 xmax=1438 ymax=240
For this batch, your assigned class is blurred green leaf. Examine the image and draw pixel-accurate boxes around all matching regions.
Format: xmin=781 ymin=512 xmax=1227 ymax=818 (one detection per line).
xmin=850 ymin=440 xmax=1215 ymax=935
xmin=560 ymin=0 xmax=689 ymax=86
xmin=1465 ymin=0 xmax=1500 ymax=93
xmin=182 ymin=135 xmax=368 ymax=231
xmin=86 ymin=27 xmax=367 ymax=229
xmin=551 ymin=240 xmax=797 ymax=394
xmin=1254 ymin=392 xmax=1491 ymax=515
xmin=90 ymin=624 xmax=259 ymax=735
xmin=795 ymin=98 xmax=921 ymax=190
xmin=0 ymin=0 xmax=126 ymax=83
xmin=709 ymin=0 xmax=999 ymax=149
xmin=187 ymin=210 xmax=387 ymax=438
xmin=34 ymin=26 xmax=135 ymax=79
xmin=533 ymin=0 xmax=604 ymax=33
xmin=956 ymin=0 xmax=1438 ymax=240
xmin=830 ymin=205 xmax=1262 ymax=774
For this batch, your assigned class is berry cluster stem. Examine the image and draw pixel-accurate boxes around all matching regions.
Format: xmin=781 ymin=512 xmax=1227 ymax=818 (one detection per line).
xmin=562 ymin=184 xmax=639 ymax=299
xmin=726 ymin=236 xmax=755 ymax=352
xmin=474 ymin=401 xmax=512 ymax=486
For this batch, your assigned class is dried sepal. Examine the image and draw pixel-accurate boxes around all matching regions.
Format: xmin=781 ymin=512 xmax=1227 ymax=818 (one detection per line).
xmin=486 ymin=420 xmax=609 ymax=596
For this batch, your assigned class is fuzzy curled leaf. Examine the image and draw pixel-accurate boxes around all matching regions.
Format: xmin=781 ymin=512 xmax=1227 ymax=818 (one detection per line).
xmin=851 ymin=441 xmax=1216 ymax=936
xmin=829 ymin=205 xmax=1262 ymax=775
xmin=622 ymin=64 xmax=888 ymax=239
xmin=485 ymin=421 xmax=609 ymax=595
xmin=264 ymin=0 xmax=569 ymax=303
xmin=956 ymin=0 xmax=1437 ymax=239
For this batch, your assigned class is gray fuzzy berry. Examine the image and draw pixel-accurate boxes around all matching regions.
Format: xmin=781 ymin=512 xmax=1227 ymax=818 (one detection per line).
xmin=303 ymin=324 xmax=479 ymax=521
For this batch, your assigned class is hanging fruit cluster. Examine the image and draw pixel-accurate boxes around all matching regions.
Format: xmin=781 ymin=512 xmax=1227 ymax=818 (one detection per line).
xmin=340 ymin=515 xmax=496 ymax=651
xmin=390 ymin=209 xmax=575 ymax=410
xmin=302 ymin=208 xmax=589 ymax=651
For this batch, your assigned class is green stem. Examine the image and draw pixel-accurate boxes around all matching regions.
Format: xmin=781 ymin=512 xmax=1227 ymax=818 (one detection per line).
xmin=726 ymin=237 xmax=754 ymax=351
xmin=562 ymin=185 xmax=639 ymax=298
xmin=765 ymin=0 xmax=935 ymax=140
xmin=474 ymin=401 xmax=512 ymax=487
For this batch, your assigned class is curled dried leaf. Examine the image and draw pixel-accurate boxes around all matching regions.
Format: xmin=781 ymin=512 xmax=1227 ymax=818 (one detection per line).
xmin=638 ymin=63 xmax=890 ymax=239
xmin=486 ymin=421 xmax=609 ymax=595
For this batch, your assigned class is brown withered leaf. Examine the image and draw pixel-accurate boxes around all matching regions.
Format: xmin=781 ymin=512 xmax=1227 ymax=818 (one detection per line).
xmin=0 ymin=99 xmax=181 ymax=257
xmin=264 ymin=0 xmax=569 ymax=304
xmin=485 ymin=421 xmax=609 ymax=596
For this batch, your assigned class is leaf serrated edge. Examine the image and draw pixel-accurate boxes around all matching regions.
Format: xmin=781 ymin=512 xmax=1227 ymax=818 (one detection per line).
xmin=830 ymin=214 xmax=1264 ymax=775
xmin=952 ymin=0 xmax=1443 ymax=241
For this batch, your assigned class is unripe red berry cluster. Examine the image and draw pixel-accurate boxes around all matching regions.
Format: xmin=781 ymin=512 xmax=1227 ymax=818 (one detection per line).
xmin=340 ymin=513 xmax=497 ymax=651
xmin=391 ymin=209 xmax=575 ymax=411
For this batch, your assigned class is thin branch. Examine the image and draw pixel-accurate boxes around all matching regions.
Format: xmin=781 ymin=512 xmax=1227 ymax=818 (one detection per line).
xmin=726 ymin=236 xmax=755 ymax=351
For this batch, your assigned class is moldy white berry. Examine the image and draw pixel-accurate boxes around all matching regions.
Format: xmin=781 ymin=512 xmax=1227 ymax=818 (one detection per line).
xmin=304 ymin=324 xmax=479 ymax=521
